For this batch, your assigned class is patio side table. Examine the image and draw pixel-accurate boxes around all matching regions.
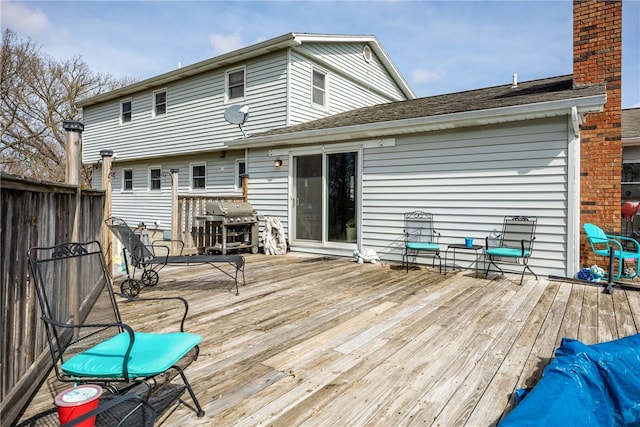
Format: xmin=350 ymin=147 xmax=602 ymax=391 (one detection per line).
xmin=445 ymin=244 xmax=485 ymax=278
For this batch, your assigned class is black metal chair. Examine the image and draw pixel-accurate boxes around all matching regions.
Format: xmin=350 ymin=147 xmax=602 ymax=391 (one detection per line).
xmin=27 ymin=241 xmax=205 ymax=418
xmin=484 ymin=216 xmax=538 ymax=285
xmin=402 ymin=211 xmax=442 ymax=272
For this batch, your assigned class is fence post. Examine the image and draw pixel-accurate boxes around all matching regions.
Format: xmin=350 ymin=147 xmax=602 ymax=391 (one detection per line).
xmin=63 ymin=120 xmax=84 ymax=326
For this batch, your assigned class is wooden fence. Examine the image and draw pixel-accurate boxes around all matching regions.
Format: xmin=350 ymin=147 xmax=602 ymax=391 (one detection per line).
xmin=0 ymin=173 xmax=105 ymax=425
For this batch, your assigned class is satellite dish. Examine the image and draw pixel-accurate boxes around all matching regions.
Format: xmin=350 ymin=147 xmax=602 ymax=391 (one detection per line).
xmin=223 ymin=104 xmax=250 ymax=138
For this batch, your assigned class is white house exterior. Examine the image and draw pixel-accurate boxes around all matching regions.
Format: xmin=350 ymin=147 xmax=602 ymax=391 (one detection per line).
xmin=231 ymin=75 xmax=606 ymax=279
xmin=78 ymin=33 xmax=413 ymax=228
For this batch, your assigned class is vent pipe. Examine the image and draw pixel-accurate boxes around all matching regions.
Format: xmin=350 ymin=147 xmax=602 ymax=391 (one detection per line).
xmin=511 ymin=73 xmax=518 ymax=88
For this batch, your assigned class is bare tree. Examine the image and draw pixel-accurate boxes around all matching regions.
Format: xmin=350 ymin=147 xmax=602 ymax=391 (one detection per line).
xmin=1 ymin=29 xmax=134 ymax=185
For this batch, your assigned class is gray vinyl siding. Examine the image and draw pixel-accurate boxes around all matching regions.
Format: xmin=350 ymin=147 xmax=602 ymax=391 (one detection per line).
xmin=246 ymin=117 xmax=570 ymax=277
xmin=288 ymin=50 xmax=402 ymax=125
xmin=361 ymin=118 xmax=569 ymax=277
xmin=295 ymin=42 xmax=406 ymax=101
xmin=101 ymin=152 xmax=245 ymax=229
xmin=245 ymin=152 xmax=290 ymax=237
xmin=82 ymin=52 xmax=289 ymax=165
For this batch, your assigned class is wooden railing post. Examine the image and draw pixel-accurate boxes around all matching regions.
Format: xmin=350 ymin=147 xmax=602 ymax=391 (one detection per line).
xmin=170 ymin=168 xmax=180 ymax=255
xmin=100 ymin=150 xmax=114 ymax=275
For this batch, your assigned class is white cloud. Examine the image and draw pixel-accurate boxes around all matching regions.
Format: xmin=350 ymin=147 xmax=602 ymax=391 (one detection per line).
xmin=209 ymin=33 xmax=244 ymax=55
xmin=411 ymin=68 xmax=446 ymax=84
xmin=2 ymin=1 xmax=50 ymax=37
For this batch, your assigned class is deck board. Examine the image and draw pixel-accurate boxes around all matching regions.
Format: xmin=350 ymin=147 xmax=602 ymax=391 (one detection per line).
xmin=18 ymin=253 xmax=640 ymax=426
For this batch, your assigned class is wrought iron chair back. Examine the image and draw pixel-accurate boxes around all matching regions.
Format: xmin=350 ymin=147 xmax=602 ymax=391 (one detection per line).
xmin=403 ymin=211 xmax=442 ymax=272
xmin=27 ymin=240 xmax=205 ymax=417
xmin=484 ymin=216 xmax=538 ymax=284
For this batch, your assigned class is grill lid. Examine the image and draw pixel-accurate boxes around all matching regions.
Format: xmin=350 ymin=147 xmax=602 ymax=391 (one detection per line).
xmin=206 ymin=201 xmax=255 ymax=217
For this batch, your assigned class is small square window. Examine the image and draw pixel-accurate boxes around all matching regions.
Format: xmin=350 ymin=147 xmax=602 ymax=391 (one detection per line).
xmin=123 ymin=169 xmax=133 ymax=191
xmin=154 ymin=90 xmax=166 ymax=116
xmin=149 ymin=168 xmax=161 ymax=190
xmin=121 ymin=100 xmax=132 ymax=123
xmin=312 ymin=69 xmax=326 ymax=107
xmin=192 ymin=164 xmax=206 ymax=190
xmin=226 ymin=68 xmax=245 ymax=101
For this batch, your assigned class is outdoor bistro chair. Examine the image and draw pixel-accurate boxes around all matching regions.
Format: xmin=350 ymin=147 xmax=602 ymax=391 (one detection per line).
xmin=583 ymin=222 xmax=640 ymax=281
xmin=27 ymin=240 xmax=205 ymax=418
xmin=106 ymin=216 xmax=245 ymax=296
xmin=403 ymin=211 xmax=442 ymax=272
xmin=484 ymin=216 xmax=538 ymax=285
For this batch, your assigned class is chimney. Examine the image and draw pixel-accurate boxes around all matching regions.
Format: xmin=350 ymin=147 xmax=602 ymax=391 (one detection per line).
xmin=575 ymin=0 xmax=623 ymax=265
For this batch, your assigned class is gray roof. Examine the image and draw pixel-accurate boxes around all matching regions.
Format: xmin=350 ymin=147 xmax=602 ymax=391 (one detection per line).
xmin=250 ymin=75 xmax=606 ymax=138
xmin=623 ymin=108 xmax=640 ymax=139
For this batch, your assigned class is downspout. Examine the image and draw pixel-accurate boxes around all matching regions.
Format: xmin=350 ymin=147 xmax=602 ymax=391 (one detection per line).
xmin=567 ymin=106 xmax=582 ymax=277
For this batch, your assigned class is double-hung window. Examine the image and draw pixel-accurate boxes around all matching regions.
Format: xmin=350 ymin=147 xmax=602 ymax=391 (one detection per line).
xmin=123 ymin=168 xmax=133 ymax=191
xmin=622 ymin=146 xmax=640 ymax=201
xmin=236 ymin=160 xmax=246 ymax=189
xmin=121 ymin=99 xmax=132 ymax=123
xmin=312 ymin=68 xmax=327 ymax=108
xmin=226 ymin=67 xmax=245 ymax=102
xmin=191 ymin=163 xmax=206 ymax=190
xmin=149 ymin=167 xmax=161 ymax=191
xmin=154 ymin=89 xmax=166 ymax=116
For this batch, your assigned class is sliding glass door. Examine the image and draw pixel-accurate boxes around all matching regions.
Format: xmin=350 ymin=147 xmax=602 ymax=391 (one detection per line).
xmin=293 ymin=151 xmax=358 ymax=244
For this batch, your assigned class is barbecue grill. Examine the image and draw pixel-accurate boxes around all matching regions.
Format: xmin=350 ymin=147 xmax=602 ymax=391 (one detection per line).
xmin=193 ymin=201 xmax=259 ymax=255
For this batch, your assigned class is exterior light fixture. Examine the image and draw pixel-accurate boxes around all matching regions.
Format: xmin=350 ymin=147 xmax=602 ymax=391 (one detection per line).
xmin=274 ymin=157 xmax=283 ymax=167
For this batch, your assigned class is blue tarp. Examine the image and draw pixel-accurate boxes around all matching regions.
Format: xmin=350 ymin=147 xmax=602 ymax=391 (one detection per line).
xmin=499 ymin=334 xmax=640 ymax=427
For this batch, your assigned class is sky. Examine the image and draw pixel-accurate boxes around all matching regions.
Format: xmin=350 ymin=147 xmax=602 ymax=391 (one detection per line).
xmin=2 ymin=0 xmax=639 ymax=108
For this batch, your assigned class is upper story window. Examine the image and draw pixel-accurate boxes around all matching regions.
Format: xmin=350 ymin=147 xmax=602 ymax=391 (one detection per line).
xmin=149 ymin=167 xmax=161 ymax=191
xmin=226 ymin=67 xmax=245 ymax=102
xmin=191 ymin=163 xmax=206 ymax=190
xmin=121 ymin=99 xmax=132 ymax=123
xmin=123 ymin=168 xmax=133 ymax=191
xmin=236 ymin=160 xmax=246 ymax=189
xmin=154 ymin=89 xmax=167 ymax=116
xmin=312 ymin=68 xmax=327 ymax=108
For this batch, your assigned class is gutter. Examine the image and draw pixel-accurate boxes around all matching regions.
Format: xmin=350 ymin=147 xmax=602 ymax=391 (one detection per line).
xmin=229 ymin=94 xmax=607 ymax=149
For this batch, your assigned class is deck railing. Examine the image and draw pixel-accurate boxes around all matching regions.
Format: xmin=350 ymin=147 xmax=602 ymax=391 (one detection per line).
xmin=0 ymin=173 xmax=105 ymax=425
xmin=177 ymin=195 xmax=243 ymax=253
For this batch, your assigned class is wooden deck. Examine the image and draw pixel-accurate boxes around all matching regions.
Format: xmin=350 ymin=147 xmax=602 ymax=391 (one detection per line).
xmin=20 ymin=253 xmax=640 ymax=426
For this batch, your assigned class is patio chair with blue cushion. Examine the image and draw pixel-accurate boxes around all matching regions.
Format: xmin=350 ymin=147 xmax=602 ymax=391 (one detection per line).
xmin=484 ymin=216 xmax=538 ymax=285
xmin=403 ymin=211 xmax=442 ymax=272
xmin=583 ymin=222 xmax=640 ymax=281
xmin=27 ymin=240 xmax=205 ymax=418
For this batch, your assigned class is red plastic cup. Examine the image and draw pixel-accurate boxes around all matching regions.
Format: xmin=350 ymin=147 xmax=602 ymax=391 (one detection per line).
xmin=55 ymin=385 xmax=103 ymax=426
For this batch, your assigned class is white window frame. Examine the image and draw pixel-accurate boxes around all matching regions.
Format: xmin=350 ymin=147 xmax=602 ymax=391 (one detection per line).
xmin=236 ymin=159 xmax=246 ymax=190
xmin=190 ymin=162 xmax=207 ymax=191
xmin=311 ymin=67 xmax=328 ymax=110
xmin=120 ymin=99 xmax=132 ymax=124
xmin=225 ymin=66 xmax=246 ymax=103
xmin=153 ymin=89 xmax=167 ymax=117
xmin=122 ymin=168 xmax=133 ymax=192
xmin=148 ymin=166 xmax=162 ymax=191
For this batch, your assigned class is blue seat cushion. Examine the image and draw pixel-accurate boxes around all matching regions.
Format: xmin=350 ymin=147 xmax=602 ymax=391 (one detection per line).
xmin=62 ymin=332 xmax=202 ymax=378
xmin=406 ymin=242 xmax=440 ymax=251
xmin=486 ymin=247 xmax=530 ymax=258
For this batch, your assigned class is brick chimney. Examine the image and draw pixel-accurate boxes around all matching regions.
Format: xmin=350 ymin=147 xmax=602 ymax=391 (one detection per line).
xmin=575 ymin=0 xmax=623 ymax=265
